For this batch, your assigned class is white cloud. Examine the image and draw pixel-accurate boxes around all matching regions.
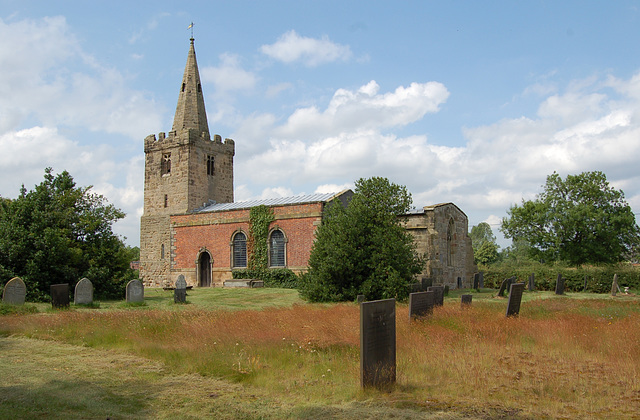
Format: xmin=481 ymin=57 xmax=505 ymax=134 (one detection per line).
xmin=200 ymin=53 xmax=258 ymax=93
xmin=260 ymin=30 xmax=352 ymax=67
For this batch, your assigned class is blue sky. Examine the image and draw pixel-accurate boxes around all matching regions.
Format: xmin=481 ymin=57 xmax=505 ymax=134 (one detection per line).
xmin=2 ymin=1 xmax=640 ymax=247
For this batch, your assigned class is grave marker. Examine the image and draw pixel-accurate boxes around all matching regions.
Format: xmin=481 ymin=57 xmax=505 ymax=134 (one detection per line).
xmin=126 ymin=279 xmax=144 ymax=303
xmin=555 ymin=274 xmax=565 ymax=295
xmin=360 ymin=298 xmax=396 ymax=388
xmin=174 ymin=275 xmax=187 ymax=303
xmin=478 ymin=271 xmax=484 ymax=288
xmin=74 ymin=278 xmax=93 ymax=305
xmin=408 ymin=291 xmax=435 ymax=320
xmin=506 ymin=282 xmax=526 ymax=317
xmin=427 ymin=286 xmax=444 ymax=306
xmin=357 ymin=294 xmax=365 ymax=304
xmin=611 ymin=274 xmax=619 ymax=297
xmin=51 ymin=284 xmax=70 ymax=309
xmin=528 ymin=273 xmax=535 ymax=291
xmin=473 ymin=273 xmax=480 ymax=290
xmin=2 ymin=277 xmax=26 ymax=305
xmin=498 ymin=277 xmax=515 ymax=297
xmin=461 ymin=294 xmax=472 ymax=307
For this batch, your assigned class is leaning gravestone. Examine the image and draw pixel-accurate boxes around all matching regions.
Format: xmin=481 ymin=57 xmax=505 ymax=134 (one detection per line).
xmin=51 ymin=284 xmax=70 ymax=309
xmin=74 ymin=278 xmax=93 ymax=305
xmin=427 ymin=286 xmax=444 ymax=306
xmin=506 ymin=283 xmax=526 ymax=317
xmin=360 ymin=298 xmax=396 ymax=388
xmin=555 ymin=274 xmax=565 ymax=295
xmin=408 ymin=291 xmax=435 ymax=321
xmin=2 ymin=277 xmax=26 ymax=305
xmin=611 ymin=274 xmax=619 ymax=297
xmin=528 ymin=273 xmax=535 ymax=291
xmin=461 ymin=294 xmax=473 ymax=307
xmin=174 ymin=275 xmax=187 ymax=303
xmin=498 ymin=276 xmax=515 ymax=297
xmin=126 ymin=279 xmax=144 ymax=303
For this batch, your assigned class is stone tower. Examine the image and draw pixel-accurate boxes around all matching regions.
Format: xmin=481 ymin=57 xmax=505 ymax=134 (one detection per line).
xmin=139 ymin=38 xmax=235 ymax=286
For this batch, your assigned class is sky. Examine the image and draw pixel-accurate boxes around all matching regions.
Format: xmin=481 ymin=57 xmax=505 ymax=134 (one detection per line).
xmin=1 ymin=0 xmax=640 ymax=248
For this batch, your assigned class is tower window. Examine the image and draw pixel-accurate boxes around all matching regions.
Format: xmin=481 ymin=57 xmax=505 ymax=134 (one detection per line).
xmin=181 ymin=83 xmax=186 ymax=92
xmin=197 ymin=83 xmax=202 ymax=93
xmin=161 ymin=153 xmax=171 ymax=175
xmin=161 ymin=244 xmax=165 ymax=259
xmin=164 ymin=194 xmax=168 ymax=208
xmin=207 ymin=155 xmax=215 ymax=176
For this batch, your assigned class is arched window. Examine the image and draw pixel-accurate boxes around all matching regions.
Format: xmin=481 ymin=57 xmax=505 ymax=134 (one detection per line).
xmin=161 ymin=244 xmax=165 ymax=259
xmin=269 ymin=229 xmax=286 ymax=267
xmin=232 ymin=232 xmax=247 ymax=268
xmin=447 ymin=218 xmax=454 ymax=266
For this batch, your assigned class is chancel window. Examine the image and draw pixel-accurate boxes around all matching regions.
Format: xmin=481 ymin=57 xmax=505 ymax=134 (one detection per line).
xmin=232 ymin=232 xmax=247 ymax=268
xmin=207 ymin=155 xmax=215 ymax=176
xmin=161 ymin=153 xmax=171 ymax=175
xmin=269 ymin=229 xmax=286 ymax=267
xmin=447 ymin=218 xmax=454 ymax=267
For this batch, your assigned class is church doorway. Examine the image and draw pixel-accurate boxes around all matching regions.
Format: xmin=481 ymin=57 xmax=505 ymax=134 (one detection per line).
xmin=198 ymin=252 xmax=212 ymax=287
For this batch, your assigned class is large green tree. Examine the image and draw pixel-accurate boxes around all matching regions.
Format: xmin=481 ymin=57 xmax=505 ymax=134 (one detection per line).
xmin=299 ymin=177 xmax=424 ymax=302
xmin=469 ymin=222 xmax=499 ymax=265
xmin=501 ymin=171 xmax=640 ymax=266
xmin=0 ymin=168 xmax=137 ymax=301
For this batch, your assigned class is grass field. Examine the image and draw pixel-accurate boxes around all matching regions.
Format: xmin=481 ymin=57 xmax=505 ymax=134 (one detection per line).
xmin=1 ymin=288 xmax=639 ymax=419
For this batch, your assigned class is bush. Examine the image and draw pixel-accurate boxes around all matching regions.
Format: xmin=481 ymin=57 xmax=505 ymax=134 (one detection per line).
xmin=232 ymin=268 xmax=299 ymax=289
xmin=480 ymin=261 xmax=640 ymax=293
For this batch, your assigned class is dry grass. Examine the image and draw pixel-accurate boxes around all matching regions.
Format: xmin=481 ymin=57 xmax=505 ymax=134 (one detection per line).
xmin=2 ymin=294 xmax=640 ymax=418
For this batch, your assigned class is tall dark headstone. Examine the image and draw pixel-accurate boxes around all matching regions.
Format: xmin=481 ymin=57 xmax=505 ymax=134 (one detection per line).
xmin=611 ymin=274 xmax=619 ymax=297
xmin=498 ymin=277 xmax=515 ymax=297
xmin=360 ymin=299 xmax=396 ymax=388
xmin=421 ymin=277 xmax=433 ymax=290
xmin=2 ymin=277 xmax=26 ymax=305
xmin=506 ymin=283 xmax=526 ymax=317
xmin=478 ymin=271 xmax=484 ymax=288
xmin=74 ymin=277 xmax=93 ymax=305
xmin=126 ymin=279 xmax=144 ymax=303
xmin=473 ymin=273 xmax=480 ymax=290
xmin=457 ymin=277 xmax=462 ymax=289
xmin=408 ymin=291 xmax=435 ymax=320
xmin=51 ymin=284 xmax=70 ymax=309
xmin=528 ymin=273 xmax=535 ymax=291
xmin=427 ymin=286 xmax=444 ymax=306
xmin=555 ymin=274 xmax=565 ymax=295
xmin=461 ymin=294 xmax=472 ymax=307
xmin=174 ymin=275 xmax=187 ymax=303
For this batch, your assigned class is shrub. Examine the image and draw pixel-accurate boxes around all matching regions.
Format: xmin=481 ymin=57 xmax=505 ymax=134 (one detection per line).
xmin=232 ymin=268 xmax=299 ymax=289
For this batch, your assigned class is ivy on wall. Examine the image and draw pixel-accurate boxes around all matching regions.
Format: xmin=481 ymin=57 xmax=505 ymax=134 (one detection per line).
xmin=248 ymin=205 xmax=274 ymax=271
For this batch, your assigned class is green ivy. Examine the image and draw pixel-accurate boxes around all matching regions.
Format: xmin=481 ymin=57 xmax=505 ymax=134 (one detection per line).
xmin=248 ymin=205 xmax=274 ymax=271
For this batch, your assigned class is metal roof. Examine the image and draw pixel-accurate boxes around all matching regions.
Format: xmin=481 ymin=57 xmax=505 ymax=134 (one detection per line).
xmin=194 ymin=192 xmax=341 ymax=213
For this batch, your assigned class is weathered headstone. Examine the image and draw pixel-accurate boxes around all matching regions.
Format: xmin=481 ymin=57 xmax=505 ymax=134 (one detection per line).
xmin=408 ymin=291 xmax=435 ymax=320
xmin=555 ymin=274 xmax=565 ymax=295
xmin=457 ymin=277 xmax=462 ymax=289
xmin=444 ymin=285 xmax=449 ymax=296
xmin=461 ymin=294 xmax=472 ymax=307
xmin=506 ymin=283 xmax=526 ymax=317
xmin=174 ymin=275 xmax=187 ymax=303
xmin=74 ymin=278 xmax=93 ymax=305
xmin=498 ymin=276 xmax=515 ymax=297
xmin=427 ymin=286 xmax=444 ymax=306
xmin=421 ymin=277 xmax=433 ymax=290
xmin=357 ymin=294 xmax=365 ymax=304
xmin=360 ymin=298 xmax=396 ymax=388
xmin=126 ymin=279 xmax=144 ymax=303
xmin=473 ymin=273 xmax=480 ymax=290
xmin=51 ymin=284 xmax=70 ymax=309
xmin=478 ymin=271 xmax=484 ymax=288
xmin=2 ymin=277 xmax=26 ymax=305
xmin=611 ymin=274 xmax=618 ymax=297
xmin=528 ymin=273 xmax=535 ymax=291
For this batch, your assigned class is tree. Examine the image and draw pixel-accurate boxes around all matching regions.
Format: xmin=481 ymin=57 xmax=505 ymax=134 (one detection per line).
xmin=501 ymin=171 xmax=640 ymax=266
xmin=299 ymin=177 xmax=424 ymax=302
xmin=469 ymin=222 xmax=499 ymax=265
xmin=0 ymin=168 xmax=137 ymax=301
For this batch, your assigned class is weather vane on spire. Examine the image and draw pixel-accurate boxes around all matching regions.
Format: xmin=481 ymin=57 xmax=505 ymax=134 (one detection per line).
xmin=188 ymin=22 xmax=194 ymax=39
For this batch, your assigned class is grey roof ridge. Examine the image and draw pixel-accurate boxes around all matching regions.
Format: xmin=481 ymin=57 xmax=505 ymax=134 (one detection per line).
xmin=194 ymin=189 xmax=350 ymax=213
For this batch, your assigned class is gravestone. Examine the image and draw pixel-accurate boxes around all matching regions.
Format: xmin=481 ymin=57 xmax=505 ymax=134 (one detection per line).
xmin=555 ymin=274 xmax=565 ymax=295
xmin=528 ymin=273 xmax=535 ymax=291
xmin=611 ymin=274 xmax=619 ymax=297
xmin=126 ymin=279 xmax=144 ymax=303
xmin=427 ymin=286 xmax=444 ymax=306
xmin=498 ymin=276 xmax=515 ymax=297
xmin=506 ymin=283 xmax=526 ymax=317
xmin=478 ymin=271 xmax=484 ymax=288
xmin=461 ymin=294 xmax=472 ymax=307
xmin=51 ymin=284 xmax=70 ymax=309
xmin=444 ymin=285 xmax=449 ymax=296
xmin=410 ymin=282 xmax=422 ymax=293
xmin=473 ymin=273 xmax=480 ymax=290
xmin=174 ymin=275 xmax=187 ymax=303
xmin=357 ymin=294 xmax=365 ymax=304
xmin=421 ymin=277 xmax=433 ymax=290
xmin=74 ymin=278 xmax=93 ymax=305
xmin=2 ymin=277 xmax=26 ymax=305
xmin=408 ymin=291 xmax=435 ymax=320
xmin=360 ymin=298 xmax=396 ymax=388
xmin=457 ymin=277 xmax=462 ymax=289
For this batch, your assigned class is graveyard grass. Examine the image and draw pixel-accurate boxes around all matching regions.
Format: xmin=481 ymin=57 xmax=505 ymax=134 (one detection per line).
xmin=1 ymin=288 xmax=640 ymax=419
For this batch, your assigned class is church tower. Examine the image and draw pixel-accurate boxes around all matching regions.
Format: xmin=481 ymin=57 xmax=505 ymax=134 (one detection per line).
xmin=139 ymin=38 xmax=235 ymax=287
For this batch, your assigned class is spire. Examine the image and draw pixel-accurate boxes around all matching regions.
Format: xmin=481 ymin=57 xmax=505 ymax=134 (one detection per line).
xmin=171 ymin=38 xmax=210 ymax=137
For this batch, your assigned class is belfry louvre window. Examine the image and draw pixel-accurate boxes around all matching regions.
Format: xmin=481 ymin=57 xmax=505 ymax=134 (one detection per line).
xmin=161 ymin=153 xmax=171 ymax=175
xmin=269 ymin=229 xmax=286 ymax=267
xmin=207 ymin=155 xmax=215 ymax=176
xmin=232 ymin=232 xmax=247 ymax=268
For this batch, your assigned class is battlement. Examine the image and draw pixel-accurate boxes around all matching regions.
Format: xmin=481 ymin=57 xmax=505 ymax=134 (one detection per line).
xmin=144 ymin=130 xmax=235 ymax=154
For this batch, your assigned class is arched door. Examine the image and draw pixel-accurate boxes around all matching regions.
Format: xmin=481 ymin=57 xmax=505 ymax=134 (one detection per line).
xmin=199 ymin=252 xmax=211 ymax=287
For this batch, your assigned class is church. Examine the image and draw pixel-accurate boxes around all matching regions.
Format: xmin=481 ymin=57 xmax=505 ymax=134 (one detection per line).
xmin=139 ymin=38 xmax=476 ymax=289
